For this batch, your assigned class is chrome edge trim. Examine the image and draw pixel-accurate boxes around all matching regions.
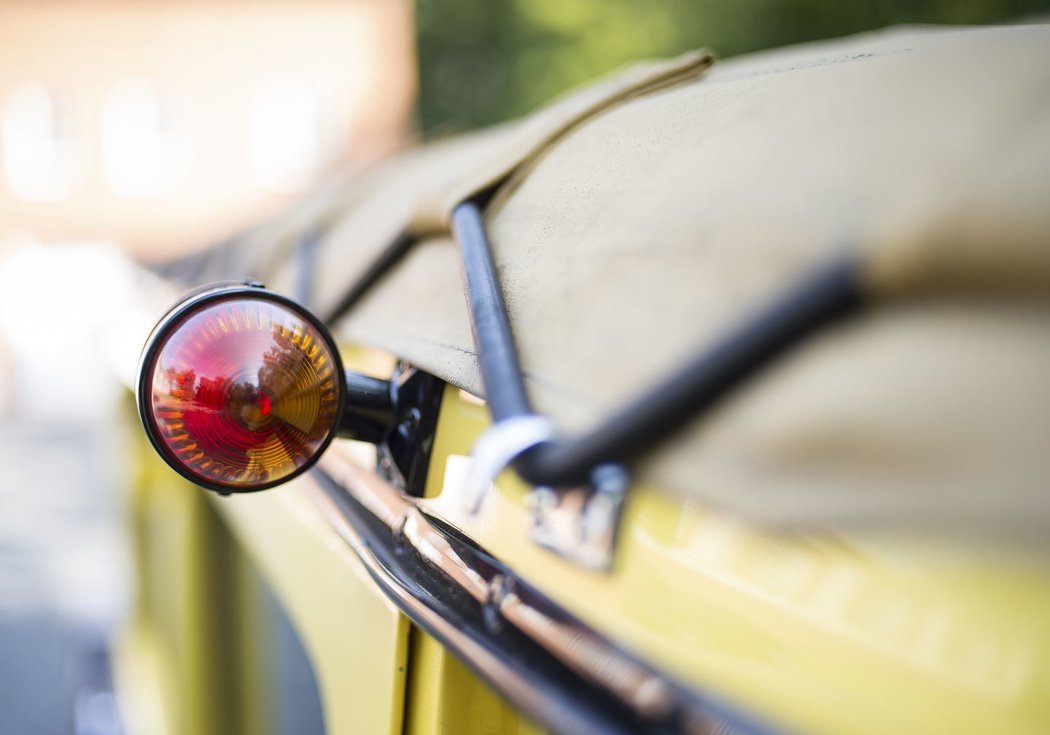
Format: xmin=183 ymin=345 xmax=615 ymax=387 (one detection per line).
xmin=311 ymin=445 xmax=785 ymax=735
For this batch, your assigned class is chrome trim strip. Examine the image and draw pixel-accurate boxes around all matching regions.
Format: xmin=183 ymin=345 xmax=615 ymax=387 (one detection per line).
xmin=305 ymin=482 xmax=557 ymax=721
xmin=313 ymin=444 xmax=785 ymax=735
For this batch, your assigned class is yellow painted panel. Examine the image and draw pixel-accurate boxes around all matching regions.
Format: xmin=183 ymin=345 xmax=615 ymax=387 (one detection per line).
xmin=212 ymin=471 xmax=411 ymax=735
xmin=118 ymin=414 xmax=242 ymax=735
xmin=404 ymin=624 xmax=545 ymax=735
xmin=121 ymin=398 xmax=409 ymax=735
xmin=421 ymin=385 xmax=1050 ymax=735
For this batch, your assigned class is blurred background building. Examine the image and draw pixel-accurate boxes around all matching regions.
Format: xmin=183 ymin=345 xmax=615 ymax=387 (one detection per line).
xmin=0 ymin=2 xmax=415 ymax=733
xmin=0 ymin=0 xmax=1047 ymax=732
xmin=0 ymin=0 xmax=415 ymax=259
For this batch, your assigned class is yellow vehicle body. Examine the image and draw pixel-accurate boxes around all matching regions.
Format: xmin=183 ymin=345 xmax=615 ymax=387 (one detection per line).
xmin=117 ymin=22 xmax=1050 ymax=735
xmin=118 ymin=377 xmax=1050 ymax=735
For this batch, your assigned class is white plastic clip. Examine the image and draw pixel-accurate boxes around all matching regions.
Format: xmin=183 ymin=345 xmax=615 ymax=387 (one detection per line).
xmin=465 ymin=414 xmax=556 ymax=514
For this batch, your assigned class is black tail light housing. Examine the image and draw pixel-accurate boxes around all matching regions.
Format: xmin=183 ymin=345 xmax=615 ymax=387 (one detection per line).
xmin=137 ymin=282 xmax=349 ymax=494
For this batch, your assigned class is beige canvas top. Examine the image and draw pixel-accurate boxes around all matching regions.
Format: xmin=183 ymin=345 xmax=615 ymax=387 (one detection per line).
xmin=263 ymin=24 xmax=1050 ymax=536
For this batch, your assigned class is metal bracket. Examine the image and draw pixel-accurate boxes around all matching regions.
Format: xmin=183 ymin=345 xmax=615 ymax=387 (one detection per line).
xmin=376 ymin=365 xmax=444 ymax=497
xmin=466 ymin=414 xmax=557 ymax=514
xmin=526 ymin=464 xmax=628 ymax=571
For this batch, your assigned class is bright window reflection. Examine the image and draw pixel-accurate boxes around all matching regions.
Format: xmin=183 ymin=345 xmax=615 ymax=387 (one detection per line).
xmin=2 ymin=83 xmax=78 ymax=201
xmin=102 ymin=79 xmax=185 ymax=198
xmin=251 ymin=76 xmax=319 ymax=192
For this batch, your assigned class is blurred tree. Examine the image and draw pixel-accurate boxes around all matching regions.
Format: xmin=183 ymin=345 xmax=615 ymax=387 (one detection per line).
xmin=416 ymin=0 xmax=1049 ymax=135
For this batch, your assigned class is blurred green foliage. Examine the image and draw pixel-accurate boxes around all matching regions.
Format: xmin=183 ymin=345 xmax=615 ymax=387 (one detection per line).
xmin=415 ymin=0 xmax=1048 ymax=135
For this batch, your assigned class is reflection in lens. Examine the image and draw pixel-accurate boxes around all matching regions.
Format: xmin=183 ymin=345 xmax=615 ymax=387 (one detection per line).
xmin=147 ymin=295 xmax=340 ymax=490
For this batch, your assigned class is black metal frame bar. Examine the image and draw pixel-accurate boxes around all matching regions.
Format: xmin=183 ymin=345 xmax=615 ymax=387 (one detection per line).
xmin=321 ymin=228 xmax=416 ymax=323
xmin=450 ymin=203 xmax=536 ymax=423
xmin=316 ymin=198 xmax=863 ymax=491
xmin=450 ymin=200 xmax=863 ymax=487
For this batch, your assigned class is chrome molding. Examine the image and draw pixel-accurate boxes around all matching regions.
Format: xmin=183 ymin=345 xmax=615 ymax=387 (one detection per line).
xmin=311 ymin=444 xmax=782 ymax=735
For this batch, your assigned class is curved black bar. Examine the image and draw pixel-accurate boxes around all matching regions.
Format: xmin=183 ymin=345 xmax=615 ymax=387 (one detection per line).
xmin=450 ymin=203 xmax=535 ymax=423
xmin=450 ymin=201 xmax=863 ymax=488
xmin=322 ymin=228 xmax=415 ymax=323
xmin=339 ymin=372 xmax=396 ymax=444
xmin=294 ymin=227 xmax=323 ymax=307
xmin=345 ymin=372 xmax=394 ymax=410
xmin=517 ymin=257 xmax=862 ymax=486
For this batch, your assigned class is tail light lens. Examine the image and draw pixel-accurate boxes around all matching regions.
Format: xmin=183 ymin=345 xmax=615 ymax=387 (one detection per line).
xmin=137 ymin=283 xmax=345 ymax=493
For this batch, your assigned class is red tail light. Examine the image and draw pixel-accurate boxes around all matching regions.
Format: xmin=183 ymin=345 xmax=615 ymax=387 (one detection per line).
xmin=137 ymin=283 xmax=345 ymax=493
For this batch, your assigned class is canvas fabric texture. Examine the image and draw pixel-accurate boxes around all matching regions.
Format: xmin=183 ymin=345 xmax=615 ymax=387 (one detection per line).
xmin=305 ymin=24 xmax=1050 ymax=533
